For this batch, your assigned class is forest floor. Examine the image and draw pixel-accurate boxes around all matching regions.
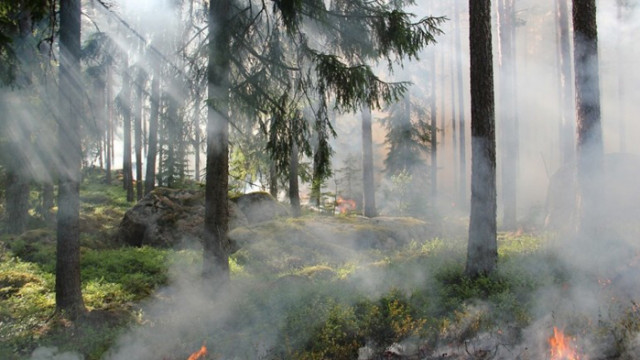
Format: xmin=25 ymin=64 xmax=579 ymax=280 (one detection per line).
xmin=1 ymin=170 xmax=639 ymax=359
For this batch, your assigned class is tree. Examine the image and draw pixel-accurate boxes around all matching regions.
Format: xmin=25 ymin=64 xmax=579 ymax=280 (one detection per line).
xmin=497 ymin=0 xmax=519 ymax=230
xmin=145 ymin=65 xmax=160 ymax=195
xmin=361 ymin=106 xmax=377 ymax=217
xmin=201 ymin=0 xmax=443 ymax=281
xmin=555 ymin=0 xmax=575 ymax=165
xmin=453 ymin=0 xmax=467 ymax=209
xmin=572 ymin=0 xmax=604 ymax=238
xmin=465 ymin=0 xmax=497 ymax=277
xmin=203 ymin=0 xmax=232 ymax=283
xmin=119 ymin=62 xmax=135 ymax=202
xmin=56 ymin=0 xmax=86 ymax=318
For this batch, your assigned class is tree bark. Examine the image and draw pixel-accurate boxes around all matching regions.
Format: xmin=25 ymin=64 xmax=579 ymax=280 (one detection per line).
xmin=465 ymin=0 xmax=497 ymax=278
xmin=134 ymin=69 xmax=145 ymax=200
xmin=555 ymin=0 xmax=575 ymax=165
xmin=454 ymin=0 xmax=467 ymax=208
xmin=361 ymin=106 xmax=377 ymax=218
xmin=289 ymin=136 xmax=302 ymax=217
xmin=498 ymin=0 xmax=519 ymax=230
xmin=106 ymin=66 xmax=113 ymax=185
xmin=573 ymin=0 xmax=604 ymax=238
xmin=122 ymin=65 xmax=134 ymax=202
xmin=56 ymin=0 xmax=86 ymax=318
xmin=203 ymin=0 xmax=231 ymax=283
xmin=145 ymin=71 xmax=160 ymax=195
xmin=429 ymin=48 xmax=438 ymax=201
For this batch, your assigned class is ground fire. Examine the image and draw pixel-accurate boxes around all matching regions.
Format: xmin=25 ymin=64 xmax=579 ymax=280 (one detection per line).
xmin=336 ymin=196 xmax=357 ymax=214
xmin=187 ymin=345 xmax=207 ymax=360
xmin=549 ymin=327 xmax=582 ymax=360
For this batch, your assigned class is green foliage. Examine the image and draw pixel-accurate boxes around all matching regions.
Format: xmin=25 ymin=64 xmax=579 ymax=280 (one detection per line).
xmin=81 ymin=247 xmax=169 ymax=299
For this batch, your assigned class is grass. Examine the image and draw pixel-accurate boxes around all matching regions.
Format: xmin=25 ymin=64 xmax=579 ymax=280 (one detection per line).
xmin=1 ymin=171 xmax=639 ymax=359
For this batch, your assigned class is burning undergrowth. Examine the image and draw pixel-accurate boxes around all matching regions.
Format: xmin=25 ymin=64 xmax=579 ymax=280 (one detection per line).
xmin=13 ymin=218 xmax=640 ymax=359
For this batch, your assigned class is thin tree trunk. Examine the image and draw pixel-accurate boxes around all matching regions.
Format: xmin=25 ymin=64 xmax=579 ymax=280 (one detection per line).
xmin=134 ymin=69 xmax=145 ymax=200
xmin=362 ymin=106 xmax=377 ymax=218
xmin=145 ymin=72 xmax=160 ymax=195
xmin=269 ymin=161 xmax=278 ymax=198
xmin=5 ymin=164 xmax=29 ymax=235
xmin=289 ymin=137 xmax=302 ymax=217
xmin=556 ymin=0 xmax=575 ymax=165
xmin=573 ymin=0 xmax=604 ymax=238
xmin=122 ymin=66 xmax=134 ymax=202
xmin=106 ymin=65 xmax=113 ymax=184
xmin=454 ymin=0 xmax=467 ymax=208
xmin=203 ymin=0 xmax=231 ymax=283
xmin=466 ymin=0 xmax=497 ymax=278
xmin=498 ymin=0 xmax=519 ymax=230
xmin=616 ymin=0 xmax=626 ymax=153
xmin=194 ymin=95 xmax=201 ymax=182
xmin=56 ymin=0 xmax=86 ymax=318
xmin=429 ymin=49 xmax=438 ymax=201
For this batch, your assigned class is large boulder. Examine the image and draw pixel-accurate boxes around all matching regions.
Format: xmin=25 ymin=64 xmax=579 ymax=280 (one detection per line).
xmin=117 ymin=188 xmax=287 ymax=249
xmin=545 ymin=153 xmax=640 ymax=231
xmin=231 ymin=191 xmax=290 ymax=223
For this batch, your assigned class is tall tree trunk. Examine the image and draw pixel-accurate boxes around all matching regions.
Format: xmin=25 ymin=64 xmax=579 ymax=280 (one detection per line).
xmin=556 ymin=0 xmax=575 ymax=165
xmin=465 ymin=0 xmax=497 ymax=278
xmin=56 ymin=0 xmax=86 ymax=318
xmin=106 ymin=66 xmax=113 ymax=184
xmin=362 ymin=106 xmax=377 ymax=218
xmin=498 ymin=0 xmax=519 ymax=230
xmin=203 ymin=0 xmax=231 ymax=283
xmin=134 ymin=69 xmax=145 ymax=200
xmin=429 ymin=49 xmax=438 ymax=201
xmin=269 ymin=161 xmax=278 ymax=198
xmin=289 ymin=137 xmax=302 ymax=217
xmin=145 ymin=72 xmax=160 ymax=195
xmin=5 ymin=160 xmax=29 ymax=235
xmin=454 ymin=0 xmax=468 ymax=208
xmin=573 ymin=0 xmax=604 ymax=238
xmin=4 ymin=7 xmax=33 ymax=235
xmin=194 ymin=94 xmax=202 ymax=182
xmin=122 ymin=67 xmax=134 ymax=202
xmin=616 ymin=0 xmax=626 ymax=153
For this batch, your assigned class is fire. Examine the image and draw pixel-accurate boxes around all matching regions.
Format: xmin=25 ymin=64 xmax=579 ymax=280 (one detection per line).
xmin=187 ymin=345 xmax=207 ymax=360
xmin=336 ymin=196 xmax=357 ymax=214
xmin=549 ymin=327 xmax=581 ymax=360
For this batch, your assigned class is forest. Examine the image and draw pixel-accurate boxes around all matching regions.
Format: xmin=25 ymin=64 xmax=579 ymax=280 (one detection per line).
xmin=1 ymin=0 xmax=640 ymax=359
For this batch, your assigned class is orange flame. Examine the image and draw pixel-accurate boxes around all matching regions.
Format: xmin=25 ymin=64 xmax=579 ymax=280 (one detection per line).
xmin=336 ymin=196 xmax=357 ymax=214
xmin=549 ymin=327 xmax=581 ymax=360
xmin=187 ymin=345 xmax=207 ymax=360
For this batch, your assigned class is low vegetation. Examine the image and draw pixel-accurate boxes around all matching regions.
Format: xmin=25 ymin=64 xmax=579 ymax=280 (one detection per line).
xmin=0 ymin=172 xmax=638 ymax=359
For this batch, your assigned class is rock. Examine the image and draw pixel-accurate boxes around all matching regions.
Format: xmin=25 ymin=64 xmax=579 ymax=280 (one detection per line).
xmin=545 ymin=153 xmax=640 ymax=231
xmin=117 ymin=188 xmax=252 ymax=249
xmin=231 ymin=192 xmax=290 ymax=224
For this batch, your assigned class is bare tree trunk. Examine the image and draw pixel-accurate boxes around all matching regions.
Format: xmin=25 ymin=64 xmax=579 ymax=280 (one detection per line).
xmin=616 ymin=0 xmax=626 ymax=153
xmin=134 ymin=69 xmax=145 ymax=200
xmin=573 ymin=0 xmax=604 ymax=238
xmin=269 ymin=161 xmax=278 ymax=198
xmin=203 ymin=0 xmax=231 ymax=283
xmin=429 ymin=49 xmax=438 ymax=201
xmin=498 ymin=0 xmax=519 ymax=230
xmin=145 ymin=71 xmax=160 ymax=195
xmin=56 ymin=0 xmax=86 ymax=318
xmin=556 ymin=0 xmax=576 ymax=165
xmin=122 ymin=66 xmax=134 ymax=202
xmin=466 ymin=0 xmax=497 ymax=278
xmin=289 ymin=138 xmax=302 ymax=217
xmin=454 ymin=0 xmax=468 ymax=208
xmin=362 ymin=106 xmax=377 ymax=218
xmin=106 ymin=65 xmax=113 ymax=184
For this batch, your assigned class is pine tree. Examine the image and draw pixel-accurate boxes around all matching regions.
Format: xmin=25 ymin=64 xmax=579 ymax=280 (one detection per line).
xmin=466 ymin=0 xmax=498 ymax=277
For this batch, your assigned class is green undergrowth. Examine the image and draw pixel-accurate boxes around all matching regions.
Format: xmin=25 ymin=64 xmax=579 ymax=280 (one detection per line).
xmin=2 ymin=173 xmax=637 ymax=359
